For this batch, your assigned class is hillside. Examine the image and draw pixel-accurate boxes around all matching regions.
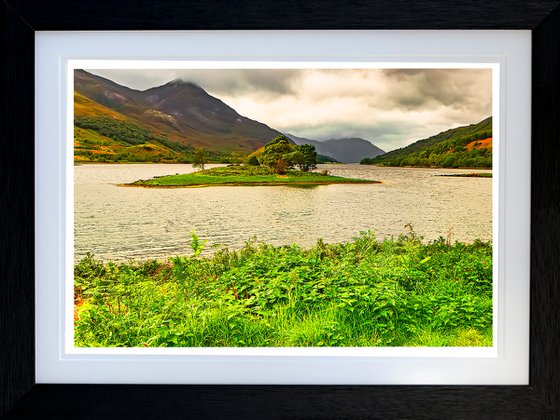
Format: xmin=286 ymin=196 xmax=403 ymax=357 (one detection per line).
xmin=75 ymin=92 xmax=239 ymax=163
xmin=74 ymin=92 xmax=178 ymax=163
xmin=361 ymin=117 xmax=492 ymax=168
xmin=286 ymin=133 xmax=384 ymax=163
xmin=74 ymin=70 xmax=282 ymax=162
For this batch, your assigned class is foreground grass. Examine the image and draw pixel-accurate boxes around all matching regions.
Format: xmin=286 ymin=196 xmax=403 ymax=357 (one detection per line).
xmin=127 ymin=165 xmax=378 ymax=187
xmin=74 ymin=232 xmax=492 ymax=347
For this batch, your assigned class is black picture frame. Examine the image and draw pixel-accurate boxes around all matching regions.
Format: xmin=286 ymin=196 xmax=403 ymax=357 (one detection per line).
xmin=2 ymin=1 xmax=559 ymax=418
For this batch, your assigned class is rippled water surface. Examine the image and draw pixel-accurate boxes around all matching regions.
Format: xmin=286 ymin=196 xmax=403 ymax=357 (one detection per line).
xmin=74 ymin=164 xmax=492 ymax=261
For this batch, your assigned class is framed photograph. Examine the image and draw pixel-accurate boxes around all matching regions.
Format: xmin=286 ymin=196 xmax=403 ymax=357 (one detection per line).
xmin=67 ymin=62 xmax=498 ymax=359
xmin=3 ymin=1 xmax=560 ymax=418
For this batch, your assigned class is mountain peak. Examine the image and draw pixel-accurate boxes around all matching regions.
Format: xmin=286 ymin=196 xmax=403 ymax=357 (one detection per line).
xmin=166 ymin=79 xmax=201 ymax=89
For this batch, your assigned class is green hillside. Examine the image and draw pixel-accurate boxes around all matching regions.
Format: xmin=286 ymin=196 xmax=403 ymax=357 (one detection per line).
xmin=361 ymin=117 xmax=492 ymax=168
xmin=74 ymin=92 xmax=238 ymax=164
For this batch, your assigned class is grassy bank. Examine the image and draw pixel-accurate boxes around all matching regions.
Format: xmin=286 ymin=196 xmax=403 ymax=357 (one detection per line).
xmin=126 ymin=165 xmax=379 ymax=187
xmin=436 ymin=173 xmax=492 ymax=178
xmin=74 ymin=231 xmax=493 ymax=347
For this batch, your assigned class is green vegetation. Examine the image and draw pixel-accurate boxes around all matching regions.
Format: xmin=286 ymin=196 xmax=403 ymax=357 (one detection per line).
xmin=317 ymin=154 xmax=339 ymax=164
xmin=128 ymin=165 xmax=378 ymax=187
xmin=75 ymin=116 xmax=154 ymax=145
xmin=436 ymin=173 xmax=492 ymax=178
xmin=74 ymin=123 xmax=239 ymax=164
xmin=260 ymin=134 xmax=318 ymax=174
xmin=246 ymin=155 xmax=261 ymax=166
xmin=74 ymin=231 xmax=493 ymax=347
xmin=74 ymin=127 xmax=175 ymax=163
xmin=361 ymin=117 xmax=492 ymax=168
xmin=192 ymin=149 xmax=208 ymax=171
xmin=292 ymin=144 xmax=318 ymax=172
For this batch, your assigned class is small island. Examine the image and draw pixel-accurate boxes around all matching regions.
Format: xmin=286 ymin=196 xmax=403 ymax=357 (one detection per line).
xmin=127 ymin=165 xmax=379 ymax=188
xmin=125 ymin=135 xmax=380 ymax=188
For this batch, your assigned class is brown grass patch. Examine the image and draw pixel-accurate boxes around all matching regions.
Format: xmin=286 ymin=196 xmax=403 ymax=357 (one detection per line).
xmin=465 ymin=137 xmax=492 ymax=150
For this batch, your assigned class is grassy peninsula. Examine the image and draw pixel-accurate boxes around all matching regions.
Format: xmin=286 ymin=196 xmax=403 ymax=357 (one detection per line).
xmin=75 ymin=231 xmax=492 ymax=347
xmin=128 ymin=165 xmax=378 ymax=188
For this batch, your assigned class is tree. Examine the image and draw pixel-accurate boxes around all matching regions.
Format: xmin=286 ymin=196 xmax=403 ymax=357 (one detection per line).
xmin=260 ymin=135 xmax=295 ymax=174
xmin=192 ymin=149 xmax=208 ymax=171
xmin=291 ymin=144 xmax=317 ymax=172
xmin=247 ymin=155 xmax=260 ymax=166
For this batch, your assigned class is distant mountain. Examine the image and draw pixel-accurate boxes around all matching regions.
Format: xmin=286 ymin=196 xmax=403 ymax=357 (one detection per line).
xmin=74 ymin=70 xmax=282 ymax=156
xmin=322 ymin=138 xmax=385 ymax=163
xmin=361 ymin=117 xmax=492 ymax=168
xmin=286 ymin=133 xmax=384 ymax=163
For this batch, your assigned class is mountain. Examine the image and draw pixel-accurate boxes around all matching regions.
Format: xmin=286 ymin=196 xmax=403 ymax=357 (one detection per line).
xmin=361 ymin=117 xmax=492 ymax=168
xmin=140 ymin=79 xmax=282 ymax=151
xmin=286 ymin=133 xmax=384 ymax=163
xmin=322 ymin=138 xmax=385 ymax=163
xmin=74 ymin=70 xmax=282 ymax=159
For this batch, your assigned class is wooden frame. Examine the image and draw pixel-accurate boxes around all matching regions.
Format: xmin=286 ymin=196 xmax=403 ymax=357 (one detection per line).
xmin=2 ymin=1 xmax=559 ymax=417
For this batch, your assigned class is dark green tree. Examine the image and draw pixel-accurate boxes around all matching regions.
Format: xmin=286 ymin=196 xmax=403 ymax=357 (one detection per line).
xmin=260 ymin=134 xmax=295 ymax=174
xmin=247 ymin=155 xmax=260 ymax=166
xmin=291 ymin=144 xmax=317 ymax=172
xmin=192 ymin=149 xmax=208 ymax=171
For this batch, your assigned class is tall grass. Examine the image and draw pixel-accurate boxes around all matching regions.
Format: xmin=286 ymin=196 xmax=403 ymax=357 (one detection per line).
xmin=74 ymin=231 xmax=492 ymax=347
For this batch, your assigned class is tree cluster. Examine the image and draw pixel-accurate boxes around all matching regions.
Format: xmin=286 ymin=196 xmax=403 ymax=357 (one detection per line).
xmin=258 ymin=135 xmax=318 ymax=174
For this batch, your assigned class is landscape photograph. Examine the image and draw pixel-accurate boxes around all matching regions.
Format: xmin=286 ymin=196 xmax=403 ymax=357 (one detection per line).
xmin=73 ymin=67 xmax=493 ymax=348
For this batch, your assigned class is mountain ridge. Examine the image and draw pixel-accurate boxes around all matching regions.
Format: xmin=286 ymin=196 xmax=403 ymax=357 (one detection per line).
xmin=285 ymin=133 xmax=385 ymax=163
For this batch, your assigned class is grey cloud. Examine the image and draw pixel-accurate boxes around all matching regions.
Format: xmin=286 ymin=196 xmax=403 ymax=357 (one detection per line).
xmin=228 ymin=70 xmax=299 ymax=94
xmin=382 ymin=69 xmax=426 ymax=79
xmin=87 ymin=69 xmax=300 ymax=95
xmin=381 ymin=69 xmax=492 ymax=112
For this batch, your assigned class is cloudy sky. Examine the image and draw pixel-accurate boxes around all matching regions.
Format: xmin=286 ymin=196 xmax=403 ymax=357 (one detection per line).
xmin=87 ymin=68 xmax=492 ymax=152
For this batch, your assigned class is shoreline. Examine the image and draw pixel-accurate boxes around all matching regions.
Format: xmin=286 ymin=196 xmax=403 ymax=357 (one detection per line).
xmin=119 ymin=179 xmax=381 ymax=188
xmin=435 ymin=173 xmax=492 ymax=178
xmin=121 ymin=165 xmax=381 ymax=188
xmin=361 ymin=163 xmax=492 ymax=171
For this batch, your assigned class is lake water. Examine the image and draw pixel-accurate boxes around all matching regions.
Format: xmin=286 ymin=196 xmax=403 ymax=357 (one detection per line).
xmin=74 ymin=164 xmax=492 ymax=261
